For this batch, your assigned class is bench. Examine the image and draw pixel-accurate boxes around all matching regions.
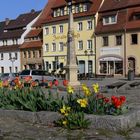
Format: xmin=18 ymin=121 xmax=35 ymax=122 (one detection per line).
xmin=106 ymin=81 xmax=126 ymax=93
xmin=129 ymin=81 xmax=140 ymax=88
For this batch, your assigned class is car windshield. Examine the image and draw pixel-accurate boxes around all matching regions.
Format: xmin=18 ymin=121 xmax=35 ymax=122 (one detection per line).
xmin=20 ymin=70 xmax=30 ymax=75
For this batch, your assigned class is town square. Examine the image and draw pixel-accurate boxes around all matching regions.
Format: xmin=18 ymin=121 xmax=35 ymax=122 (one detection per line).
xmin=0 ymin=0 xmax=140 ymax=139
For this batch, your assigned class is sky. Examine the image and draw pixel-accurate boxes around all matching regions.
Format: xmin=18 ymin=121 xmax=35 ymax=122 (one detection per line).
xmin=0 ymin=0 xmax=48 ymax=21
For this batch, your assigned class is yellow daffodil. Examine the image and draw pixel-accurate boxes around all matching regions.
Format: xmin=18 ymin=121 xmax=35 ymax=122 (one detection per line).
xmin=0 ymin=81 xmax=3 ymax=88
xmin=92 ymin=83 xmax=99 ymax=93
xmin=60 ymin=105 xmax=71 ymax=116
xmin=62 ymin=120 xmax=67 ymax=126
xmin=77 ymin=98 xmax=88 ymax=108
xmin=82 ymin=84 xmax=91 ymax=96
xmin=67 ymin=85 xmax=74 ymax=94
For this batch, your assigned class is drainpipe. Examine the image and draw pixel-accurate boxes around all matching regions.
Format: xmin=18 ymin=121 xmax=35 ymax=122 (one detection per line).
xmin=124 ymin=29 xmax=126 ymax=77
xmin=94 ymin=16 xmax=97 ymax=77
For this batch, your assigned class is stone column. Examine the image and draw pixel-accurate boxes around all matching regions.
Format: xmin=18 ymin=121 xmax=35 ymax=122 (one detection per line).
xmin=65 ymin=1 xmax=80 ymax=86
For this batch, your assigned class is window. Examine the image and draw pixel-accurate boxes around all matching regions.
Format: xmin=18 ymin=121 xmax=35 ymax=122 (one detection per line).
xmin=87 ymin=21 xmax=92 ymax=30
xmin=9 ymin=67 xmax=12 ymax=73
xmin=83 ymin=4 xmax=88 ymax=12
xmin=33 ymin=51 xmax=35 ymax=58
xmin=53 ymin=10 xmax=57 ymax=17
xmin=75 ymin=5 xmax=80 ymax=13
xmin=103 ymin=15 xmax=117 ymax=25
xmin=103 ymin=36 xmax=108 ymax=46
xmin=15 ymin=67 xmax=18 ymax=73
xmin=59 ymin=25 xmax=63 ymax=33
xmin=15 ymin=53 xmax=17 ymax=59
xmin=67 ymin=7 xmax=70 ymax=15
xmin=78 ymin=41 xmax=83 ymax=50
xmin=45 ymin=44 xmax=49 ymax=52
xmin=59 ymin=42 xmax=64 ymax=51
xmin=1 ymin=53 xmax=3 ymax=60
xmin=45 ymin=27 xmax=49 ymax=35
xmin=87 ymin=40 xmax=92 ymax=49
xmin=39 ymin=50 xmax=41 ymax=57
xmin=116 ymin=35 xmax=122 ymax=45
xmin=60 ymin=8 xmax=64 ymax=16
xmin=52 ymin=43 xmax=56 ymax=52
xmin=131 ymin=34 xmax=138 ymax=44
xmin=9 ymin=53 xmax=12 ymax=59
xmin=1 ymin=67 xmax=4 ymax=73
xmin=52 ymin=26 xmax=56 ymax=34
xmin=23 ymin=51 xmax=26 ymax=58
xmin=28 ymin=51 xmax=31 ymax=58
xmin=78 ymin=22 xmax=83 ymax=31
xmin=3 ymin=40 xmax=7 ymax=46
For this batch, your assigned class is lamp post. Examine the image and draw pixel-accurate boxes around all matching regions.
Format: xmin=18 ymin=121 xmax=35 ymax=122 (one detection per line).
xmin=64 ymin=0 xmax=80 ymax=86
xmin=9 ymin=57 xmax=16 ymax=73
xmin=84 ymin=49 xmax=93 ymax=80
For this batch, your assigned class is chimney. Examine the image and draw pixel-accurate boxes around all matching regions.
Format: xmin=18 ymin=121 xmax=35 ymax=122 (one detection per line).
xmin=31 ymin=9 xmax=35 ymax=13
xmin=5 ymin=18 xmax=10 ymax=25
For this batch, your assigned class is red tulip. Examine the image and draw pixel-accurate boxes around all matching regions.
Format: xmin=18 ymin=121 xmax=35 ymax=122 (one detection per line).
xmin=54 ymin=80 xmax=59 ymax=86
xmin=63 ymin=80 xmax=68 ymax=86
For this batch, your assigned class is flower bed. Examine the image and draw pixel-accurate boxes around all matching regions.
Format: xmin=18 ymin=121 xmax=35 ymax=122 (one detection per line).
xmin=0 ymin=78 xmax=128 ymax=130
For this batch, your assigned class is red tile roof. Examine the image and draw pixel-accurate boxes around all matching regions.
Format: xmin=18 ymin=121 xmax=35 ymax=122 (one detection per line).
xmin=0 ymin=29 xmax=25 ymax=39
xmin=5 ymin=10 xmax=41 ymax=30
xmin=25 ymin=29 xmax=42 ymax=38
xmin=0 ymin=45 xmax=19 ymax=52
xmin=20 ymin=40 xmax=42 ymax=49
xmin=34 ymin=0 xmax=102 ymax=25
xmin=100 ymin=0 xmax=140 ymax=12
xmin=95 ymin=10 xmax=127 ymax=34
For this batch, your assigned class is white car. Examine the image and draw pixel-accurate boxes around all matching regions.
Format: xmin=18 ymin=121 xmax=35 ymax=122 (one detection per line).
xmin=19 ymin=70 xmax=57 ymax=84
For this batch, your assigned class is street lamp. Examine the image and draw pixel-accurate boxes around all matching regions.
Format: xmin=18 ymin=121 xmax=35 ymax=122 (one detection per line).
xmin=9 ymin=57 xmax=16 ymax=73
xmin=84 ymin=49 xmax=93 ymax=79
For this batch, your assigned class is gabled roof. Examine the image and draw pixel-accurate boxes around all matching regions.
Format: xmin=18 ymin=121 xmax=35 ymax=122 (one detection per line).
xmin=34 ymin=0 xmax=102 ymax=25
xmin=44 ymin=0 xmax=102 ymax=24
xmin=0 ymin=45 xmax=19 ymax=52
xmin=20 ymin=40 xmax=42 ymax=49
xmin=5 ymin=10 xmax=41 ymax=30
xmin=0 ymin=29 xmax=25 ymax=39
xmin=100 ymin=0 xmax=140 ymax=12
xmin=25 ymin=29 xmax=42 ymax=38
xmin=0 ymin=21 xmax=6 ymax=35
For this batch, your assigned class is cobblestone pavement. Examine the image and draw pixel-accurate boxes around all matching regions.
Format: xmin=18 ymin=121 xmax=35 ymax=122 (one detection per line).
xmin=1 ymin=117 xmax=140 ymax=140
xmin=0 ymin=77 xmax=140 ymax=140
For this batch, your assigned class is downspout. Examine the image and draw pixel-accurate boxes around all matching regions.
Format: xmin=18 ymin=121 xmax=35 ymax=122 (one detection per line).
xmin=94 ymin=16 xmax=97 ymax=76
xmin=124 ymin=8 xmax=128 ymax=77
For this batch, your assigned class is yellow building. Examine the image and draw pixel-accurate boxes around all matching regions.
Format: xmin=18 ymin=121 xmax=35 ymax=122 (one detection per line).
xmin=41 ymin=0 xmax=102 ymax=78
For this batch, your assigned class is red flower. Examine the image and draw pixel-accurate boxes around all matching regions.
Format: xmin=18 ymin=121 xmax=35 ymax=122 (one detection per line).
xmin=120 ymin=96 xmax=126 ymax=103
xmin=63 ymin=80 xmax=68 ymax=86
xmin=54 ymin=80 xmax=59 ymax=86
xmin=104 ymin=97 xmax=110 ymax=103
xmin=49 ymin=81 xmax=53 ymax=88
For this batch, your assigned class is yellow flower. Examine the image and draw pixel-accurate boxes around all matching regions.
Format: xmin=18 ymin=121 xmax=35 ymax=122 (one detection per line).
xmin=77 ymin=98 xmax=88 ymax=108
xmin=67 ymin=85 xmax=74 ymax=94
xmin=82 ymin=84 xmax=91 ymax=96
xmin=92 ymin=83 xmax=99 ymax=93
xmin=60 ymin=105 xmax=71 ymax=116
xmin=0 ymin=81 xmax=3 ymax=88
xmin=62 ymin=120 xmax=67 ymax=126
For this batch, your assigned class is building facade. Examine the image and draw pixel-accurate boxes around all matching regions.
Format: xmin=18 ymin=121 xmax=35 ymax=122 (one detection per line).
xmin=41 ymin=0 xmax=102 ymax=78
xmin=95 ymin=0 xmax=140 ymax=76
xmin=0 ymin=10 xmax=41 ymax=73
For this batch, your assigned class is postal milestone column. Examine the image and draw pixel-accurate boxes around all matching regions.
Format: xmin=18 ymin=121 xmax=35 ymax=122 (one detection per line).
xmin=65 ymin=0 xmax=80 ymax=86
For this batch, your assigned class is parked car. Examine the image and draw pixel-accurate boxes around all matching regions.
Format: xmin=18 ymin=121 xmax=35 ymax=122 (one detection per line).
xmin=19 ymin=69 xmax=57 ymax=84
xmin=0 ymin=73 xmax=16 ymax=82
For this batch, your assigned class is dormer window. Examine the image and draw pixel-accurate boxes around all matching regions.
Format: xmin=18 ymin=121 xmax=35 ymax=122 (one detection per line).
xmin=83 ymin=4 xmax=88 ymax=12
xmin=75 ymin=5 xmax=80 ymax=13
xmin=60 ymin=8 xmax=64 ymax=16
xmin=103 ymin=15 xmax=117 ymax=25
xmin=133 ymin=13 xmax=140 ymax=20
xmin=53 ymin=10 xmax=57 ymax=17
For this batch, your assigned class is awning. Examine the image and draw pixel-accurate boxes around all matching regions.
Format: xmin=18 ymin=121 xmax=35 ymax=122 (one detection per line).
xmin=99 ymin=57 xmax=122 ymax=61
